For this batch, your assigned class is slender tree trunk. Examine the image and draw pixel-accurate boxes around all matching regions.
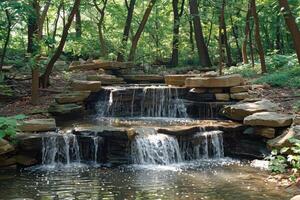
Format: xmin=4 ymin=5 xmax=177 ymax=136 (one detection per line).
xmin=128 ymin=0 xmax=157 ymax=61
xmin=189 ymin=19 xmax=194 ymax=53
xmin=52 ymin=2 xmax=63 ymax=43
xmin=117 ymin=0 xmax=136 ymax=62
xmin=27 ymin=0 xmax=40 ymax=53
xmin=278 ymin=0 xmax=300 ymax=64
xmin=75 ymin=7 xmax=82 ymax=38
xmin=230 ymin=14 xmax=242 ymax=62
xmin=170 ymin=0 xmax=185 ymax=66
xmin=206 ymin=11 xmax=214 ymax=48
xmin=189 ymin=0 xmax=211 ymax=67
xmin=38 ymin=0 xmax=51 ymax=39
xmin=0 ymin=10 xmax=12 ymax=72
xmin=249 ymin=22 xmax=255 ymax=67
xmin=242 ymin=6 xmax=251 ymax=64
xmin=251 ymin=0 xmax=267 ymax=73
xmin=218 ymin=0 xmax=225 ymax=74
xmin=40 ymin=0 xmax=81 ymax=87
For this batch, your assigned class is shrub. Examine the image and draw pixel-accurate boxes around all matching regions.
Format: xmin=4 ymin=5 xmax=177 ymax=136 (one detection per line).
xmin=0 ymin=114 xmax=26 ymax=139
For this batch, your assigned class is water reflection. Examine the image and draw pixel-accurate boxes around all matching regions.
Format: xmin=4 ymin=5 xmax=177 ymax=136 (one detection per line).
xmin=0 ymin=161 xmax=295 ymax=200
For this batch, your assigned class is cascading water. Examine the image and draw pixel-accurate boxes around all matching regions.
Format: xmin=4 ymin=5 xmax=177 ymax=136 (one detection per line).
xmin=42 ymin=132 xmax=80 ymax=166
xmin=96 ymin=86 xmax=188 ymax=118
xmin=131 ymin=128 xmax=182 ymax=165
xmin=91 ymin=135 xmax=103 ymax=163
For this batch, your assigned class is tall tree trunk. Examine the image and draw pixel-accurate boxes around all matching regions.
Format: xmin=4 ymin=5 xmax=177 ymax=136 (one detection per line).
xmin=242 ymin=6 xmax=251 ymax=64
xmin=0 ymin=10 xmax=12 ymax=72
xmin=206 ymin=11 xmax=214 ymax=48
xmin=128 ymin=0 xmax=157 ymax=61
xmin=278 ymin=0 xmax=300 ymax=64
xmin=189 ymin=0 xmax=212 ymax=67
xmin=230 ymin=13 xmax=242 ymax=62
xmin=75 ymin=7 xmax=82 ymax=38
xmin=189 ymin=19 xmax=194 ymax=53
xmin=27 ymin=0 xmax=40 ymax=53
xmin=170 ymin=0 xmax=185 ymax=66
xmin=52 ymin=2 xmax=63 ymax=43
xmin=38 ymin=0 xmax=51 ymax=39
xmin=40 ymin=0 xmax=81 ymax=87
xmin=117 ymin=0 xmax=136 ymax=62
xmin=250 ymin=0 xmax=267 ymax=73
xmin=219 ymin=0 xmax=232 ymax=66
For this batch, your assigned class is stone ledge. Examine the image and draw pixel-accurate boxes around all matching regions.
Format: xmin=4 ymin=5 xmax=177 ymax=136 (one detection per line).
xmin=185 ymin=74 xmax=244 ymax=88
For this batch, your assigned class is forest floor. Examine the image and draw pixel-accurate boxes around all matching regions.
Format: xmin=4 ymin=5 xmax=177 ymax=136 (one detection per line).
xmin=1 ymin=69 xmax=299 ymax=118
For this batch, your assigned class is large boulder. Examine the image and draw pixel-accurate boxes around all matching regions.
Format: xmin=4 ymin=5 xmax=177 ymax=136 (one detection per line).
xmin=230 ymin=85 xmax=251 ymax=93
xmin=0 ymin=139 xmax=15 ymax=155
xmin=221 ymin=99 xmax=279 ymax=121
xmin=185 ymin=74 xmax=244 ymax=88
xmin=268 ymin=126 xmax=300 ymax=149
xmin=55 ymin=91 xmax=91 ymax=104
xmin=70 ymin=80 xmax=101 ymax=92
xmin=19 ymin=118 xmax=56 ymax=132
xmin=244 ymin=112 xmax=293 ymax=127
xmin=86 ymin=74 xmax=125 ymax=85
xmin=165 ymin=74 xmax=200 ymax=86
xmin=230 ymin=92 xmax=250 ymax=100
xmin=48 ymin=103 xmax=83 ymax=115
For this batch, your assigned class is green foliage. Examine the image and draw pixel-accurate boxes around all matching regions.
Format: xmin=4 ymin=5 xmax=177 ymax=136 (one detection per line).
xmin=268 ymin=138 xmax=300 ymax=179
xmin=0 ymin=114 xmax=26 ymax=139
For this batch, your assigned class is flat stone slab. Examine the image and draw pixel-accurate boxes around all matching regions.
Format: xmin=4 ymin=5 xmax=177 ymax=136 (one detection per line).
xmin=19 ymin=118 xmax=56 ymax=132
xmin=48 ymin=103 xmax=83 ymax=115
xmin=69 ymin=61 xmax=133 ymax=71
xmin=86 ymin=75 xmax=125 ymax=85
xmin=55 ymin=91 xmax=91 ymax=104
xmin=244 ymin=112 xmax=293 ymax=127
xmin=122 ymin=75 xmax=164 ymax=83
xmin=164 ymin=74 xmax=201 ymax=86
xmin=185 ymin=74 xmax=244 ymax=88
xmin=0 ymin=139 xmax=15 ymax=155
xmin=222 ymin=99 xmax=279 ymax=121
xmin=268 ymin=125 xmax=300 ymax=149
xmin=70 ymin=80 xmax=101 ymax=92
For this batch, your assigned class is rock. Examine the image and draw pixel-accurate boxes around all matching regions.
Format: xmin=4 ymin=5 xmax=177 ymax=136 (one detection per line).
xmin=189 ymin=88 xmax=206 ymax=94
xmin=215 ymin=93 xmax=230 ymax=101
xmin=122 ymin=75 xmax=164 ymax=83
xmin=230 ymin=85 xmax=250 ymax=93
xmin=230 ymin=92 xmax=250 ymax=100
xmin=202 ymin=71 xmax=218 ymax=77
xmin=294 ymin=115 xmax=300 ymax=125
xmin=255 ymin=127 xmax=276 ymax=139
xmin=250 ymin=160 xmax=270 ymax=170
xmin=267 ymin=126 xmax=300 ymax=149
xmin=291 ymin=195 xmax=300 ymax=200
xmin=19 ymin=118 xmax=56 ymax=132
xmin=15 ymin=155 xmax=38 ymax=166
xmin=208 ymin=88 xmax=224 ymax=93
xmin=2 ymin=65 xmax=13 ymax=72
xmin=54 ymin=60 xmax=67 ymax=66
xmin=0 ymin=156 xmax=16 ymax=167
xmin=70 ymin=80 xmax=101 ymax=92
xmin=243 ymin=127 xmax=254 ymax=135
xmin=185 ymin=74 xmax=244 ymax=88
xmin=0 ymin=139 xmax=15 ymax=155
xmin=244 ymin=112 xmax=293 ymax=127
xmin=48 ymin=103 xmax=83 ymax=115
xmin=69 ymin=61 xmax=133 ymax=71
xmin=165 ymin=74 xmax=200 ymax=86
xmin=86 ymin=74 xmax=125 ymax=85
xmin=222 ymin=99 xmax=279 ymax=121
xmin=55 ymin=91 xmax=91 ymax=104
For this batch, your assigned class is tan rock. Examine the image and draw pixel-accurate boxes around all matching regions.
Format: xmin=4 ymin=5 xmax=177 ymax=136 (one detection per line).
xmin=71 ymin=80 xmax=101 ymax=92
xmin=255 ymin=127 xmax=276 ymax=139
xmin=294 ymin=115 xmax=300 ymax=125
xmin=222 ymin=99 xmax=279 ymax=121
xmin=122 ymin=75 xmax=164 ymax=83
xmin=202 ymin=71 xmax=218 ymax=77
xmin=230 ymin=92 xmax=250 ymax=100
xmin=215 ymin=93 xmax=230 ymax=101
xmin=230 ymin=85 xmax=250 ymax=93
xmin=291 ymin=195 xmax=300 ymax=200
xmin=268 ymin=126 xmax=300 ymax=149
xmin=0 ymin=156 xmax=16 ymax=167
xmin=69 ymin=61 xmax=133 ymax=71
xmin=185 ymin=74 xmax=244 ymax=88
xmin=86 ymin=74 xmax=125 ymax=85
xmin=55 ymin=91 xmax=91 ymax=104
xmin=0 ymin=139 xmax=15 ymax=155
xmin=48 ymin=103 xmax=83 ymax=115
xmin=165 ymin=74 xmax=200 ymax=86
xmin=19 ymin=118 xmax=56 ymax=132
xmin=244 ymin=112 xmax=293 ymax=127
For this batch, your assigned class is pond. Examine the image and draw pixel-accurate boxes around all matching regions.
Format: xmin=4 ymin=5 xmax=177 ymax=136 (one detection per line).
xmin=0 ymin=161 xmax=295 ymax=200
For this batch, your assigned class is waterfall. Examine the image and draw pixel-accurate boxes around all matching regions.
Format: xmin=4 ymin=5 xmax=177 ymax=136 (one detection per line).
xmin=91 ymin=135 xmax=103 ymax=163
xmin=193 ymin=131 xmax=224 ymax=159
xmin=96 ymin=86 xmax=188 ymax=118
xmin=131 ymin=128 xmax=182 ymax=165
xmin=42 ymin=132 xmax=81 ymax=166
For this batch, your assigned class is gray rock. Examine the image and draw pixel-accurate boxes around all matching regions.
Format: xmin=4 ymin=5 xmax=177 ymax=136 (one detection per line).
xmin=19 ymin=118 xmax=56 ymax=132
xmin=244 ymin=112 xmax=293 ymax=127
xmin=268 ymin=126 xmax=300 ymax=149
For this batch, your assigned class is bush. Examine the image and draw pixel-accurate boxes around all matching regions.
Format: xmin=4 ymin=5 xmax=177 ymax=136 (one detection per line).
xmin=0 ymin=115 xmax=26 ymax=139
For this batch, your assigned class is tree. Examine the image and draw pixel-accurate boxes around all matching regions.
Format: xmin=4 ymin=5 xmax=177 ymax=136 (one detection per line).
xmin=27 ymin=0 xmax=40 ymax=53
xmin=189 ymin=0 xmax=212 ymax=67
xmin=242 ymin=5 xmax=251 ymax=64
xmin=0 ymin=10 xmax=12 ymax=72
xmin=117 ymin=0 xmax=136 ymax=62
xmin=278 ymin=0 xmax=300 ymax=64
xmin=128 ymin=0 xmax=157 ymax=61
xmin=40 ymin=0 xmax=81 ymax=87
xmin=75 ymin=6 xmax=82 ymax=38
